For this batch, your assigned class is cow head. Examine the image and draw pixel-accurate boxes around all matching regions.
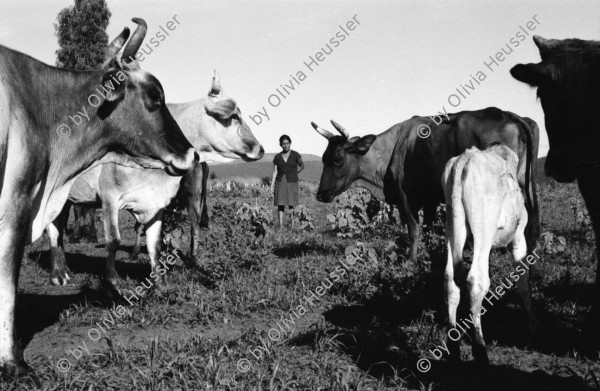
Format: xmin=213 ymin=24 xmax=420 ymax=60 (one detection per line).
xmin=511 ymin=35 xmax=600 ymax=183
xmin=96 ymin=18 xmax=196 ymax=175
xmin=195 ymin=72 xmax=264 ymax=161
xmin=311 ymin=120 xmax=377 ymax=202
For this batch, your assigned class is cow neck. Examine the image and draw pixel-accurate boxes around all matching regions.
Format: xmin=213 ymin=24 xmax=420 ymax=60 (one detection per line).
xmin=25 ymin=60 xmax=114 ymax=241
xmin=44 ymin=69 xmax=113 ymax=187
xmin=168 ymin=100 xmax=205 ymax=151
xmin=351 ymin=125 xmax=401 ymax=201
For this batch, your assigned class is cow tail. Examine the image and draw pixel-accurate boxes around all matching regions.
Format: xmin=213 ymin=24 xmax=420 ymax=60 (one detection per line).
xmin=511 ymin=114 xmax=540 ymax=252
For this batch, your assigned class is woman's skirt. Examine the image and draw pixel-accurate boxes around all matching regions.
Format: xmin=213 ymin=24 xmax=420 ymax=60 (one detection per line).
xmin=273 ymin=176 xmax=298 ymax=206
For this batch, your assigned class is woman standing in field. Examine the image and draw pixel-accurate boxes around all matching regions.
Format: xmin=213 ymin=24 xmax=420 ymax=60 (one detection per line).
xmin=271 ymin=135 xmax=304 ymax=228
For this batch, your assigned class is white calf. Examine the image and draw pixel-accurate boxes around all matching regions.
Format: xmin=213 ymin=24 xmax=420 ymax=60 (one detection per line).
xmin=441 ymin=145 xmax=537 ymax=364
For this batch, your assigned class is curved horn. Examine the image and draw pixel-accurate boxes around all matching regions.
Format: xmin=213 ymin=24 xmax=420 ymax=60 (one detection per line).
xmin=533 ymin=35 xmax=562 ymax=53
xmin=104 ymin=27 xmax=130 ymax=62
xmin=330 ymin=120 xmax=349 ymax=139
xmin=311 ymin=122 xmax=334 ymax=140
xmin=209 ymin=70 xmax=222 ymax=96
xmin=121 ymin=18 xmax=147 ymax=63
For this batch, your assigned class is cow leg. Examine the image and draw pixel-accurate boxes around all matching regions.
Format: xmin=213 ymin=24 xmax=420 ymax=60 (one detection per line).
xmin=406 ymin=201 xmax=421 ymax=263
xmin=102 ymin=203 xmax=121 ymax=291
xmin=576 ymin=169 xmax=600 ymax=319
xmin=396 ymin=192 xmax=421 ymax=263
xmin=467 ymin=239 xmax=491 ymax=365
xmin=184 ymin=184 xmax=201 ymax=265
xmin=86 ymin=208 xmax=98 ymax=243
xmin=183 ymin=162 xmax=208 ymax=266
xmin=71 ymin=205 xmax=82 ymax=242
xmin=48 ymin=202 xmax=71 ymax=285
xmin=145 ymin=211 xmax=165 ymax=285
xmin=423 ymin=202 xmax=436 ymax=228
xmin=130 ymin=222 xmax=143 ymax=260
xmin=511 ymin=209 xmax=540 ymax=335
xmin=185 ymin=201 xmax=200 ymax=266
xmin=0 ymin=198 xmax=31 ymax=374
xmin=445 ymin=204 xmax=467 ymax=361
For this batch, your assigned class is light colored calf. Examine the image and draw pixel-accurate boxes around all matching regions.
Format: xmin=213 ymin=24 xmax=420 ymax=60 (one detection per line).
xmin=441 ymin=145 xmax=537 ymax=364
xmin=46 ymin=73 xmax=264 ymax=289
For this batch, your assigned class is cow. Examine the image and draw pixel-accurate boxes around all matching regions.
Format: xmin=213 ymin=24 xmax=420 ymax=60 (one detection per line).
xmin=311 ymin=107 xmax=540 ymax=264
xmin=511 ymin=36 xmax=600 ymax=315
xmin=70 ymin=205 xmax=98 ymax=242
xmin=45 ymin=72 xmax=264 ymax=290
xmin=0 ymin=18 xmax=196 ymax=374
xmin=442 ymin=145 xmax=535 ymax=364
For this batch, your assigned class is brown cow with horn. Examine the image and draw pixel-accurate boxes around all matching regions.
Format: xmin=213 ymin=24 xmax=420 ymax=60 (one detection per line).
xmin=311 ymin=107 xmax=539 ymax=264
xmin=0 ymin=18 xmax=196 ymax=374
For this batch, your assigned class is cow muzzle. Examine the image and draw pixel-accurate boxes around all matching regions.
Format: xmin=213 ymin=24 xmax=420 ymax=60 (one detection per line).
xmin=316 ymin=191 xmax=333 ymax=203
xmin=545 ymin=151 xmax=576 ymax=183
xmin=242 ymin=144 xmax=265 ymax=162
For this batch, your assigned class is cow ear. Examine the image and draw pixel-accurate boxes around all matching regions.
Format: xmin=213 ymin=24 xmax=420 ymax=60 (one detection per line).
xmin=510 ymin=63 xmax=553 ymax=86
xmin=351 ymin=135 xmax=377 ymax=156
xmin=205 ymin=98 xmax=237 ymax=120
xmin=101 ymin=69 xmax=127 ymax=102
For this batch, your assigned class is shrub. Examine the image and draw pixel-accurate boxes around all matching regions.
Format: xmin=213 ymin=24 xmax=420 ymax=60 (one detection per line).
xmin=292 ymin=204 xmax=316 ymax=231
xmin=326 ymin=188 xmax=397 ymax=237
xmin=236 ymin=202 xmax=273 ymax=238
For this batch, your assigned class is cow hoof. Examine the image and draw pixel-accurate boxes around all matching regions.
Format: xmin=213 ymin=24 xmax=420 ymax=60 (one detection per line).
xmin=50 ymin=269 xmax=71 ymax=286
xmin=182 ymin=253 xmax=197 ymax=268
xmin=102 ymin=281 xmax=122 ymax=300
xmin=153 ymin=275 xmax=167 ymax=290
xmin=2 ymin=359 xmax=30 ymax=375
xmin=1 ymin=360 xmax=41 ymax=388
xmin=102 ymin=276 xmax=122 ymax=295
xmin=472 ymin=346 xmax=490 ymax=367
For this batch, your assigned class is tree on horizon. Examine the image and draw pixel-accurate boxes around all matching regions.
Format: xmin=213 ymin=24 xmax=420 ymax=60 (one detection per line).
xmin=54 ymin=0 xmax=111 ymax=70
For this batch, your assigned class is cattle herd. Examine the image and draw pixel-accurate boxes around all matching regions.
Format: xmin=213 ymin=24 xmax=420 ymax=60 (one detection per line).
xmin=0 ymin=16 xmax=598 ymax=380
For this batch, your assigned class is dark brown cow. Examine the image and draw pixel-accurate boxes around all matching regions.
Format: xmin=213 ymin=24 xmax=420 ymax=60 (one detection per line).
xmin=312 ymin=107 xmax=540 ymax=264
xmin=511 ymin=36 xmax=600 ymax=310
xmin=0 ymin=19 xmax=195 ymax=374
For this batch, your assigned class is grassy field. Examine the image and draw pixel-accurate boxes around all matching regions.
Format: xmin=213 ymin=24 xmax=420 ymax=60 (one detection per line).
xmin=2 ymin=165 xmax=599 ymax=390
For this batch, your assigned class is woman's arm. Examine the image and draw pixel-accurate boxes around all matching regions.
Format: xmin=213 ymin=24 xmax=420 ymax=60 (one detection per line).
xmin=297 ymin=153 xmax=304 ymax=174
xmin=271 ymin=162 xmax=278 ymax=191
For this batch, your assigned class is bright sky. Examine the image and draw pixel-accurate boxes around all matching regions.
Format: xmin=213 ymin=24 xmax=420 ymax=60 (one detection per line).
xmin=3 ymin=0 xmax=600 ymax=157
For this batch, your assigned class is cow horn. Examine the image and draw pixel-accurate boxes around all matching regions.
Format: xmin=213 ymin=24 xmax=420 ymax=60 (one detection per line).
xmin=104 ymin=27 xmax=130 ymax=62
xmin=330 ymin=120 xmax=349 ymax=139
xmin=311 ymin=122 xmax=334 ymax=139
xmin=209 ymin=70 xmax=221 ymax=96
xmin=121 ymin=18 xmax=147 ymax=63
xmin=533 ymin=35 xmax=561 ymax=52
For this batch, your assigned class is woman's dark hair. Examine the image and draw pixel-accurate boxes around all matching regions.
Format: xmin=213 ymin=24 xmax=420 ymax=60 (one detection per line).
xmin=279 ymin=135 xmax=291 ymax=144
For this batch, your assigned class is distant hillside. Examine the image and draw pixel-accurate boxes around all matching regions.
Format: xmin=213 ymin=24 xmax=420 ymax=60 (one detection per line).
xmin=209 ymin=156 xmax=551 ymax=186
xmin=214 ymin=153 xmax=321 ymax=164
xmin=209 ymin=158 xmax=323 ymax=183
